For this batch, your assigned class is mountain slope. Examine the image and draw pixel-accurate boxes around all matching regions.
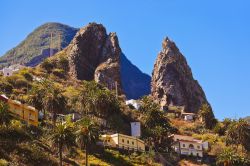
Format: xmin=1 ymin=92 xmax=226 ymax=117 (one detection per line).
xmin=120 ymin=53 xmax=151 ymax=99
xmin=244 ymin=116 xmax=250 ymax=123
xmin=0 ymin=22 xmax=78 ymax=68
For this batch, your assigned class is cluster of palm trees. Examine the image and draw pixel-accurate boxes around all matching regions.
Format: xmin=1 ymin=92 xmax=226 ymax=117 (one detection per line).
xmin=198 ymin=103 xmax=217 ymax=129
xmin=216 ymin=119 xmax=250 ymax=166
xmin=140 ymin=96 xmax=175 ymax=153
xmin=28 ymin=79 xmax=120 ymax=123
xmin=26 ymin=79 xmax=120 ymax=165
xmin=51 ymin=117 xmax=99 ymax=166
xmin=28 ymin=79 xmax=67 ymax=124
xmin=74 ymin=81 xmax=120 ymax=118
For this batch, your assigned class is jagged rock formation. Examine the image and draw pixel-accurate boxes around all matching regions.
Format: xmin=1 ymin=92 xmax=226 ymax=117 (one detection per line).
xmin=121 ymin=53 xmax=151 ymax=99
xmin=151 ymin=37 xmax=210 ymax=113
xmin=67 ymin=23 xmax=122 ymax=92
xmin=0 ymin=22 xmax=78 ymax=69
xmin=1 ymin=22 xmax=151 ymax=99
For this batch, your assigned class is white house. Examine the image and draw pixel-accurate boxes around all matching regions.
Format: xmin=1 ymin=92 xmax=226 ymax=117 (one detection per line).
xmin=172 ymin=134 xmax=208 ymax=157
xmin=181 ymin=112 xmax=196 ymax=121
xmin=1 ymin=64 xmax=25 ymax=77
xmin=2 ymin=67 xmax=14 ymax=76
xmin=125 ymin=99 xmax=141 ymax=110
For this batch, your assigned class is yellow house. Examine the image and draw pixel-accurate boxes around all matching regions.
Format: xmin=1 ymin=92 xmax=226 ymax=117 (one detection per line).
xmin=101 ymin=133 xmax=145 ymax=152
xmin=7 ymin=98 xmax=38 ymax=126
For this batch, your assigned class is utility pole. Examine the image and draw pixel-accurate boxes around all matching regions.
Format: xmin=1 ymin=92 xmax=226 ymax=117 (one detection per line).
xmin=58 ymin=33 xmax=61 ymax=51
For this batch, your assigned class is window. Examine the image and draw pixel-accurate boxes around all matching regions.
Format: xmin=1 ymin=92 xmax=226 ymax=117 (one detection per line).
xmin=127 ymin=140 xmax=129 ymax=144
xmin=197 ymin=145 xmax=200 ymax=149
xmin=132 ymin=141 xmax=134 ymax=145
xmin=122 ymin=139 xmax=124 ymax=143
xmin=183 ymin=144 xmax=185 ymax=147
xmin=189 ymin=144 xmax=194 ymax=149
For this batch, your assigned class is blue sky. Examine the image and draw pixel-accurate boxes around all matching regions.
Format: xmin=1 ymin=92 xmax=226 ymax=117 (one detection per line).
xmin=0 ymin=0 xmax=249 ymax=120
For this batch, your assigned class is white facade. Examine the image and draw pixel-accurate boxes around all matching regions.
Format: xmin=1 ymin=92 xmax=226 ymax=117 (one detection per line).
xmin=172 ymin=134 xmax=206 ymax=158
xmin=125 ymin=99 xmax=141 ymax=110
xmin=202 ymin=141 xmax=209 ymax=151
xmin=1 ymin=64 xmax=24 ymax=77
xmin=131 ymin=122 xmax=141 ymax=137
xmin=2 ymin=68 xmax=14 ymax=76
xmin=184 ymin=114 xmax=194 ymax=121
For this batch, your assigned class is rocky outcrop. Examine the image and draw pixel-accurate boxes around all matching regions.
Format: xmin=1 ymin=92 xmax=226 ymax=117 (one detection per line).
xmin=151 ymin=37 xmax=210 ymax=113
xmin=68 ymin=23 xmax=122 ymax=92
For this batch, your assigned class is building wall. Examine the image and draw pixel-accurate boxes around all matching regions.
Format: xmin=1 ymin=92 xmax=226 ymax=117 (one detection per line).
xmin=102 ymin=134 xmax=145 ymax=152
xmin=179 ymin=141 xmax=203 ymax=157
xmin=3 ymin=68 xmax=13 ymax=76
xmin=7 ymin=100 xmax=38 ymax=126
xmin=118 ymin=134 xmax=145 ymax=151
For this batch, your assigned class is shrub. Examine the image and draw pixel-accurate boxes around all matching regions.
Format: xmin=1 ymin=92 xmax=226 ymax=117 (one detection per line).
xmin=0 ymin=159 xmax=8 ymax=166
xmin=15 ymin=78 xmax=29 ymax=88
xmin=24 ymin=73 xmax=33 ymax=81
xmin=52 ymin=68 xmax=65 ymax=78
xmin=40 ymin=59 xmax=54 ymax=73
xmin=0 ymin=80 xmax=13 ymax=94
xmin=57 ymin=55 xmax=69 ymax=72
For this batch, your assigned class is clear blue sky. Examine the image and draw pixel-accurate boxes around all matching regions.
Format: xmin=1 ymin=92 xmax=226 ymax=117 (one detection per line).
xmin=0 ymin=0 xmax=249 ymax=120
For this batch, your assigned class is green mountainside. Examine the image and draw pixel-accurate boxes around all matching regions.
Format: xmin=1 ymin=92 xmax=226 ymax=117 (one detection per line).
xmin=0 ymin=23 xmax=78 ymax=68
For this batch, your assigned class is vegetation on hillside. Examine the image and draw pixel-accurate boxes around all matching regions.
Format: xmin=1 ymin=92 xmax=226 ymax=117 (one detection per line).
xmin=0 ymin=23 xmax=78 ymax=68
xmin=0 ymin=57 xmax=249 ymax=165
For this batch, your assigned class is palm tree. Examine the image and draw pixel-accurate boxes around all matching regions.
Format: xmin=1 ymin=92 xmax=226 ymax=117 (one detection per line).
xmin=28 ymin=83 xmax=45 ymax=118
xmin=75 ymin=117 xmax=99 ymax=166
xmin=217 ymin=147 xmax=250 ymax=166
xmin=0 ymin=101 xmax=11 ymax=126
xmin=226 ymin=119 xmax=250 ymax=153
xmin=217 ymin=148 xmax=236 ymax=166
xmin=198 ymin=103 xmax=217 ymax=129
xmin=51 ymin=122 xmax=75 ymax=166
xmin=41 ymin=81 xmax=66 ymax=126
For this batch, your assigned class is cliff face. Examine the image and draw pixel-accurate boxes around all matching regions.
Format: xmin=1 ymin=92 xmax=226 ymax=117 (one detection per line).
xmin=68 ymin=23 xmax=122 ymax=92
xmin=151 ymin=37 xmax=209 ymax=113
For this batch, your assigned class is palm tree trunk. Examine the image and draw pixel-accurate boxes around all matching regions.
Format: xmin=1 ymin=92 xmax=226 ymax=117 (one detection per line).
xmin=53 ymin=112 xmax=57 ymax=126
xmin=85 ymin=145 xmax=88 ymax=166
xmin=43 ymin=109 xmax=46 ymax=120
xmin=59 ymin=144 xmax=63 ymax=166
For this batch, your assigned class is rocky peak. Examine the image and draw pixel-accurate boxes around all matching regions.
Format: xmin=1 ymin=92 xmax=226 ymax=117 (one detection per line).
xmin=68 ymin=23 xmax=122 ymax=92
xmin=151 ymin=37 xmax=210 ymax=113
